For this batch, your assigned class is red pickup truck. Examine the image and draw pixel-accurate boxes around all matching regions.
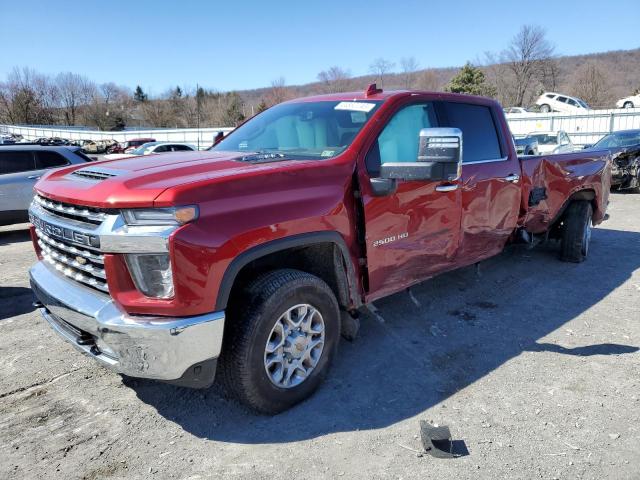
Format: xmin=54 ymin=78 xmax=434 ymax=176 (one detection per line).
xmin=28 ymin=86 xmax=611 ymax=413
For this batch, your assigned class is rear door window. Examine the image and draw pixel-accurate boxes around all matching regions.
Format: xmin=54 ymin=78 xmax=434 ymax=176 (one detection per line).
xmin=557 ymin=96 xmax=568 ymax=103
xmin=440 ymin=102 xmax=503 ymax=163
xmin=35 ymin=151 xmax=69 ymax=169
xmin=0 ymin=151 xmax=36 ymax=174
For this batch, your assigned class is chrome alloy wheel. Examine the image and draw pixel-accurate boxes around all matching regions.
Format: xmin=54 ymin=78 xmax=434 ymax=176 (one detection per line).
xmin=264 ymin=304 xmax=325 ymax=389
xmin=582 ymin=218 xmax=592 ymax=256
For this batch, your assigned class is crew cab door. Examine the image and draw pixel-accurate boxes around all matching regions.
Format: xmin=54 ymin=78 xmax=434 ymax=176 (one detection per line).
xmin=357 ymin=101 xmax=463 ymax=300
xmin=438 ymin=101 xmax=521 ymax=261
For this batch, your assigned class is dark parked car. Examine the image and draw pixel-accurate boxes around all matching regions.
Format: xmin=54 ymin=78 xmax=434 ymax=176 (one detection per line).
xmin=513 ymin=135 xmax=539 ymax=155
xmin=0 ymin=145 xmax=94 ymax=225
xmin=584 ymin=129 xmax=640 ymax=192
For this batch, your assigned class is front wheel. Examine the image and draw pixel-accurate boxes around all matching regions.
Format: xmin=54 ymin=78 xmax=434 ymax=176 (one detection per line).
xmin=623 ymin=101 xmax=634 ymax=109
xmin=540 ymin=104 xmax=551 ymax=113
xmin=218 ymin=269 xmax=340 ymax=414
xmin=560 ymin=201 xmax=593 ymax=263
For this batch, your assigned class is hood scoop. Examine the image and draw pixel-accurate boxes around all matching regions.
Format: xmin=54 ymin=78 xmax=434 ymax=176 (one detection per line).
xmin=70 ymin=167 xmax=124 ymax=181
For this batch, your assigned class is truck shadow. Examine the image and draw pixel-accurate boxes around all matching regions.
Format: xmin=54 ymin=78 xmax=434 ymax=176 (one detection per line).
xmin=128 ymin=226 xmax=640 ymax=443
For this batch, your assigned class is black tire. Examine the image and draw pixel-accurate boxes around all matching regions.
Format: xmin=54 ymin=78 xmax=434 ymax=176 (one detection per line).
xmin=218 ymin=269 xmax=340 ymax=414
xmin=623 ymin=101 xmax=634 ymax=109
xmin=540 ymin=104 xmax=551 ymax=113
xmin=560 ymin=201 xmax=593 ymax=263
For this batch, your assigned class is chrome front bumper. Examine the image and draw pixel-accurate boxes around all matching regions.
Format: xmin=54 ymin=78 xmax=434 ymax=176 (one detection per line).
xmin=29 ymin=261 xmax=225 ymax=385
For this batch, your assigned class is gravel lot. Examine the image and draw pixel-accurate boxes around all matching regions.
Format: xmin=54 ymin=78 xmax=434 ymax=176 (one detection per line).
xmin=1 ymin=193 xmax=639 ymax=480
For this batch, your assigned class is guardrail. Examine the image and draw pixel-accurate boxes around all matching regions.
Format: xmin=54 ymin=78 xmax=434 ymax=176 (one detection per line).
xmin=0 ymin=125 xmax=234 ymax=149
xmin=506 ymin=108 xmax=640 ymax=146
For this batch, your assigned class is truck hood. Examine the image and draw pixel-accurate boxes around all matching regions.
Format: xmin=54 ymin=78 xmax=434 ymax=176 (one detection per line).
xmin=35 ymin=150 xmax=315 ymax=208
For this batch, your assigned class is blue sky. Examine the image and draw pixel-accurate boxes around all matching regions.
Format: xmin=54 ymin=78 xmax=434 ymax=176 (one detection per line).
xmin=1 ymin=0 xmax=638 ymax=95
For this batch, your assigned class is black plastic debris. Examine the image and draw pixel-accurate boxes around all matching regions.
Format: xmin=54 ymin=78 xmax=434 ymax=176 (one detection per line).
xmin=419 ymin=421 xmax=469 ymax=458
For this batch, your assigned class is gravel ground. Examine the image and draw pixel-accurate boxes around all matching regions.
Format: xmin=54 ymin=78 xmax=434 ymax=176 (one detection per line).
xmin=1 ymin=193 xmax=639 ymax=480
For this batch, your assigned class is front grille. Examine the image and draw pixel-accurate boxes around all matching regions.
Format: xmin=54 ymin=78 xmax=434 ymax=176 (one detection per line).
xmin=34 ymin=194 xmax=109 ymax=226
xmin=35 ymin=228 xmax=108 ymax=292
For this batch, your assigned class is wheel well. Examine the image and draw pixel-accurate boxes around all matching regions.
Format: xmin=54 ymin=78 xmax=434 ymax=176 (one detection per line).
xmin=548 ymin=189 xmax=597 ymax=238
xmin=219 ymin=239 xmax=358 ymax=312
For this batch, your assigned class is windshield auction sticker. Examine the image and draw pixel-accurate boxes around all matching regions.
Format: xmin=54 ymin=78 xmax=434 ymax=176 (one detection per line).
xmin=334 ymin=101 xmax=376 ymax=113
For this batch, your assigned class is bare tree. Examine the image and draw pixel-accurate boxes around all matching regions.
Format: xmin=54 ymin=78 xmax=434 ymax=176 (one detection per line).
xmin=369 ymin=58 xmax=395 ymax=87
xmin=317 ymin=66 xmax=351 ymax=93
xmin=0 ymin=67 xmax=57 ymax=125
xmin=400 ymin=57 xmax=419 ymax=88
xmin=55 ymin=72 xmax=96 ymax=125
xmin=265 ymin=77 xmax=289 ymax=106
xmin=414 ymin=69 xmax=441 ymax=91
xmin=501 ymin=25 xmax=555 ymax=106
xmin=570 ymin=62 xmax=613 ymax=108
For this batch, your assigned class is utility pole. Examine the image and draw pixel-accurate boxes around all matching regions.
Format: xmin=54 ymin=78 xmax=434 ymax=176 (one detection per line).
xmin=196 ymin=83 xmax=201 ymax=150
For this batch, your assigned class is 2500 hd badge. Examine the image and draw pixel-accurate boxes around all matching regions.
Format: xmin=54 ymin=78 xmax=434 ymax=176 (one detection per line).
xmin=372 ymin=232 xmax=409 ymax=247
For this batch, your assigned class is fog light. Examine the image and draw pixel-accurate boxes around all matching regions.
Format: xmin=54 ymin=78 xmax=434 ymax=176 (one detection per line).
xmin=125 ymin=253 xmax=174 ymax=298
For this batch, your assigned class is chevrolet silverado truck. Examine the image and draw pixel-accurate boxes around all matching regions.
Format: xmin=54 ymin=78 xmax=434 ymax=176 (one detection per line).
xmin=28 ymin=85 xmax=611 ymax=413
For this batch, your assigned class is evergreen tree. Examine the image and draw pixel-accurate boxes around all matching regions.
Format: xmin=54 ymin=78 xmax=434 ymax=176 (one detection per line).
xmin=223 ymin=92 xmax=245 ymax=126
xmin=446 ymin=63 xmax=497 ymax=98
xmin=134 ymin=85 xmax=148 ymax=102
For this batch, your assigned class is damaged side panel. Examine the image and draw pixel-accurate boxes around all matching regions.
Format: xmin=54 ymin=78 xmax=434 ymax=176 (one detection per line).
xmin=518 ymin=151 xmax=612 ymax=234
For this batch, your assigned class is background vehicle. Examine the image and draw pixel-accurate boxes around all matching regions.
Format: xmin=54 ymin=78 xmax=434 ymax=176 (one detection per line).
xmin=103 ymin=142 xmax=196 ymax=159
xmin=616 ymin=94 xmax=640 ymax=109
xmin=28 ymin=88 xmax=610 ymax=413
xmin=106 ymin=138 xmax=156 ymax=154
xmin=525 ymin=130 xmax=575 ymax=154
xmin=513 ymin=135 xmax=539 ymax=155
xmin=80 ymin=139 xmax=117 ymax=154
xmin=535 ymin=92 xmax=590 ymax=113
xmin=504 ymin=107 xmax=535 ymax=115
xmin=584 ymin=129 xmax=640 ymax=191
xmin=0 ymin=145 xmax=93 ymax=225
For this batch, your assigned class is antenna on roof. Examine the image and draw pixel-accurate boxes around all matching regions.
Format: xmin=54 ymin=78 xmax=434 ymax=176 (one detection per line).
xmin=365 ymin=83 xmax=383 ymax=97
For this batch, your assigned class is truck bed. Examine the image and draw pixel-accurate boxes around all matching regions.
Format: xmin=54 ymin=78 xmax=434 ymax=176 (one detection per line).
xmin=518 ymin=150 xmax=612 ymax=234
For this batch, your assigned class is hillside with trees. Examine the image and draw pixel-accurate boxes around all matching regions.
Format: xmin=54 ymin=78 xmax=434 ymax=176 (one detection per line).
xmin=1 ymin=25 xmax=639 ymax=130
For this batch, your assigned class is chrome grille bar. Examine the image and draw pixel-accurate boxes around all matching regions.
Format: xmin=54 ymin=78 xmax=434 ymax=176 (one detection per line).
xmin=34 ymin=194 xmax=108 ymax=224
xmin=35 ymin=229 xmax=104 ymax=264
xmin=38 ymin=241 xmax=106 ymax=279
xmin=41 ymin=254 xmax=109 ymax=292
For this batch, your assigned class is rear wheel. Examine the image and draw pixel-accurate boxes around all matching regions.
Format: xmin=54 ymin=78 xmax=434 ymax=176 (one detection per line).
xmin=540 ymin=104 xmax=551 ymax=113
xmin=218 ymin=269 xmax=340 ymax=414
xmin=560 ymin=201 xmax=593 ymax=263
xmin=623 ymin=101 xmax=634 ymax=109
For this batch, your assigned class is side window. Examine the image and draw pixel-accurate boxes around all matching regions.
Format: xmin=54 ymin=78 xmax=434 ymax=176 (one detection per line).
xmin=0 ymin=151 xmax=36 ymax=174
xmin=557 ymin=96 xmax=568 ymax=103
xmin=154 ymin=145 xmax=168 ymax=153
xmin=546 ymin=94 xmax=555 ymax=99
xmin=365 ymin=102 xmax=437 ymax=175
xmin=441 ymin=102 xmax=502 ymax=163
xmin=35 ymin=151 xmax=69 ymax=169
xmin=567 ymin=99 xmax=578 ymax=107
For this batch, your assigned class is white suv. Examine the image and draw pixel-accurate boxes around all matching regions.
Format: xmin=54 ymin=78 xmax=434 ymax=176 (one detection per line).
xmin=535 ymin=92 xmax=590 ymax=113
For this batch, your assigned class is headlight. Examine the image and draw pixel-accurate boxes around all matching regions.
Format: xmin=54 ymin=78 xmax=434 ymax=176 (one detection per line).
xmin=122 ymin=206 xmax=198 ymax=226
xmin=125 ymin=253 xmax=174 ymax=298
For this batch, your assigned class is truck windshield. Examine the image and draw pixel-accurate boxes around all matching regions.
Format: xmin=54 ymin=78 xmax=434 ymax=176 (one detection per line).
xmin=212 ymin=100 xmax=382 ymax=159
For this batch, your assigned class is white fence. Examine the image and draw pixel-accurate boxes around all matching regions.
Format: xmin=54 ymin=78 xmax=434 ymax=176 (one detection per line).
xmin=506 ymin=108 xmax=640 ymax=146
xmin=0 ymin=125 xmax=234 ymax=149
xmin=4 ymin=107 xmax=640 ymax=149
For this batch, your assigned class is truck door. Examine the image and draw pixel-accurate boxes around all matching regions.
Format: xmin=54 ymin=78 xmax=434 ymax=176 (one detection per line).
xmin=357 ymin=101 xmax=463 ymax=300
xmin=438 ymin=101 xmax=521 ymax=262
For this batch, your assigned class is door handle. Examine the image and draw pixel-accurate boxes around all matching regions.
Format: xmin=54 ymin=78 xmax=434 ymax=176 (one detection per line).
xmin=27 ymin=175 xmax=41 ymax=180
xmin=504 ymin=174 xmax=520 ymax=183
xmin=435 ymin=184 xmax=459 ymax=192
